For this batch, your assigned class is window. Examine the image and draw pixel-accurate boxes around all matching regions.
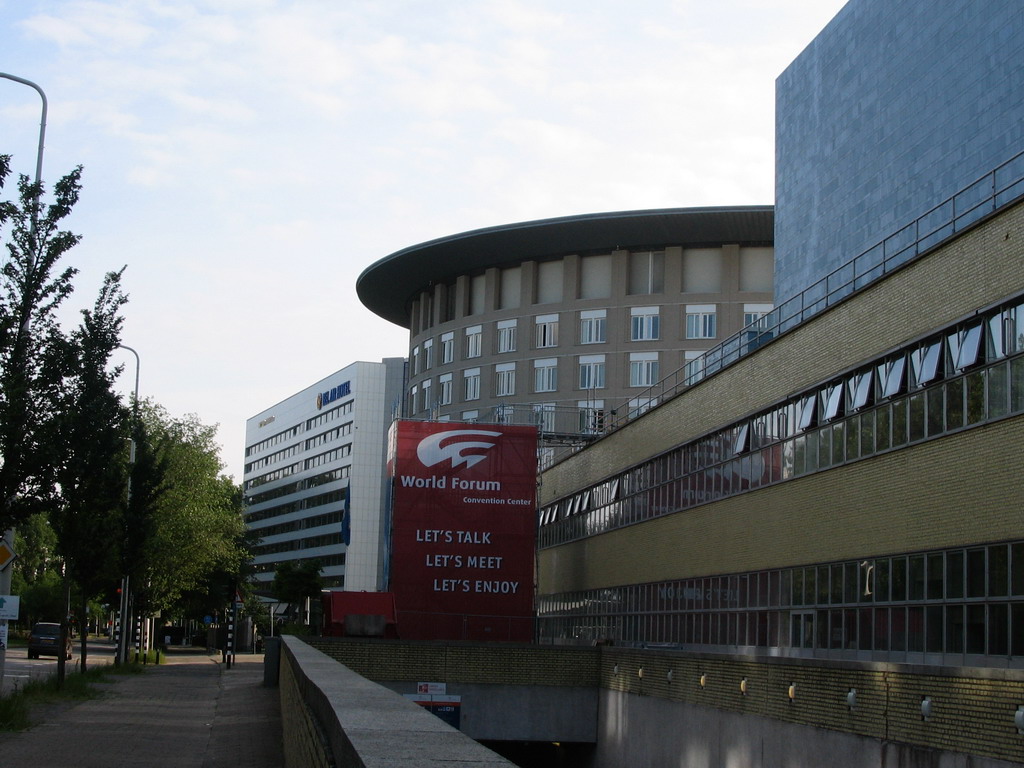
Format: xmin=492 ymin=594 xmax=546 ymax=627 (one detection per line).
xmin=743 ymin=304 xmax=774 ymax=328
xmin=948 ymin=323 xmax=983 ymax=371
xmin=420 ymin=379 xmax=432 ymax=412
xmin=534 ymin=359 xmax=557 ymax=393
xmin=578 ymin=400 xmax=605 ymax=434
xmin=465 ymin=325 xmax=482 ymax=358
xmin=580 ymin=310 xmax=606 ymax=344
xmin=628 ymin=397 xmax=656 ymax=418
xmin=496 ymin=362 xmax=516 ymax=397
xmin=461 ymin=409 xmax=479 ymax=422
xmin=497 ymin=320 xmax=517 ymax=353
xmin=877 ymin=355 xmax=906 ymax=398
xmin=534 ymin=403 xmax=556 ymax=432
xmin=629 ymin=250 xmax=664 ymax=294
xmin=820 ymin=382 xmax=843 ymax=422
xmin=630 ymin=307 xmax=660 ymax=341
xmin=743 ymin=303 xmax=773 ymax=348
xmin=422 ymin=339 xmax=433 ymax=370
xmin=846 ymin=369 xmax=873 ymax=411
xmin=684 ymin=351 xmax=704 ymax=383
xmin=463 ymin=368 xmax=480 ymax=401
xmin=686 ymin=305 xmax=717 ymax=339
xmin=439 ymin=374 xmax=452 ymax=405
xmin=578 ymin=355 xmax=606 ymax=390
xmin=441 ymin=332 xmax=454 ymax=364
xmin=536 ymin=314 xmax=559 ymax=348
xmin=909 ymin=339 xmax=942 ymax=387
xmin=411 ymin=345 xmax=420 ymax=374
xmin=630 ymin=352 xmax=659 ymax=387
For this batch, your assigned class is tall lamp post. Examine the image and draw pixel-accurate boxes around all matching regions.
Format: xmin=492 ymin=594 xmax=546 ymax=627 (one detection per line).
xmin=0 ymin=72 xmax=48 ymax=692
xmin=117 ymin=345 xmax=140 ymax=666
xmin=0 ymin=72 xmax=47 ymax=191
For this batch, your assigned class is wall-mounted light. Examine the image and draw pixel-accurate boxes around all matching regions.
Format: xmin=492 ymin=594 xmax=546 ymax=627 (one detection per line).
xmin=740 ymin=678 xmax=748 ymax=696
xmin=613 ymin=664 xmax=619 ymax=675
xmin=699 ymin=673 xmax=707 ymax=689
xmin=921 ymin=697 xmax=933 ymax=721
xmin=846 ymin=689 xmax=857 ymax=711
xmin=667 ymin=669 xmax=673 ymax=683
xmin=1015 ymin=705 xmax=1024 ymax=734
xmin=787 ymin=682 xmax=796 ymax=702
xmin=637 ymin=667 xmax=644 ymax=679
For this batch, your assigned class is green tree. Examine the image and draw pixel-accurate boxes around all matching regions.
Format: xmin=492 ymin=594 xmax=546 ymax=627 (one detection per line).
xmin=12 ymin=511 xmax=58 ymax=585
xmin=47 ymin=269 xmax=131 ymax=673
xmin=0 ymin=158 xmax=81 ymax=531
xmin=271 ymin=559 xmax=323 ymax=626
xmin=135 ymin=404 xmax=247 ymax=618
xmin=11 ymin=512 xmax=62 ymax=628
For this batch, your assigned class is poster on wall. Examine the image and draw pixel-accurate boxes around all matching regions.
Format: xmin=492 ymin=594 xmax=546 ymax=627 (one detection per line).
xmin=388 ymin=420 xmax=538 ymax=642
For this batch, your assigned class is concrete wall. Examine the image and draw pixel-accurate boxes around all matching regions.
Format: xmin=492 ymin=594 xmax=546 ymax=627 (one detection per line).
xmin=284 ymin=636 xmax=1024 ymax=766
xmin=592 ymin=689 xmax=1023 ymax=768
xmin=305 ymin=636 xmax=600 ymax=742
xmin=597 ymin=647 xmax=1024 ymax=766
xmin=378 ymin=681 xmax=597 ymax=742
xmin=279 ymin=636 xmax=516 ymax=768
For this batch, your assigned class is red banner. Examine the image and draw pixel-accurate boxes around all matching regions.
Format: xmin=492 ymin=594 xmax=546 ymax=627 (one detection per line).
xmin=388 ymin=420 xmax=538 ymax=641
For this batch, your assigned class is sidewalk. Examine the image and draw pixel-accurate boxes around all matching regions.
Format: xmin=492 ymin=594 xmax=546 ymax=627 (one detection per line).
xmin=0 ymin=650 xmax=283 ymax=767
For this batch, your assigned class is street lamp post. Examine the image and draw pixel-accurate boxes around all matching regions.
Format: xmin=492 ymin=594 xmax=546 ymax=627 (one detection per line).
xmin=0 ymin=72 xmax=48 ymax=693
xmin=117 ymin=345 xmax=140 ymax=666
xmin=0 ymin=72 xmax=47 ymax=190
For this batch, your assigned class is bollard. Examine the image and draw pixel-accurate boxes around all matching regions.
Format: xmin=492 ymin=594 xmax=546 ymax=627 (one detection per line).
xmin=263 ymin=636 xmax=280 ymax=687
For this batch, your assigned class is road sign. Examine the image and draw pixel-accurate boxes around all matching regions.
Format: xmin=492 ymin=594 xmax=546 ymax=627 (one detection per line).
xmin=0 ymin=596 xmax=20 ymax=621
xmin=0 ymin=541 xmax=15 ymax=571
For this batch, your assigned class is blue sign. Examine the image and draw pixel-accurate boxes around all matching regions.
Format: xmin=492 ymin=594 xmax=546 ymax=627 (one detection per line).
xmin=316 ymin=381 xmax=351 ymax=410
xmin=203 ymin=615 xmax=213 ymax=625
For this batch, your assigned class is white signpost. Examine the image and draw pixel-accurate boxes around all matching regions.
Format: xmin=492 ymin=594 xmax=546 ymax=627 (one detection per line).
xmin=0 ymin=596 xmax=20 ymax=622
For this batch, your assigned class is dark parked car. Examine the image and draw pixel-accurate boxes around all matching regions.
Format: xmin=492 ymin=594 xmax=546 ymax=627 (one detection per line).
xmin=27 ymin=622 xmax=72 ymax=660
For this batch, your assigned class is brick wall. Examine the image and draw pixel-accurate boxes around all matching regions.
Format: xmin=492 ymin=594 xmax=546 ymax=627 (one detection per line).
xmin=305 ymin=637 xmax=600 ymax=687
xmin=279 ymin=647 xmax=333 ymax=768
xmin=539 ymin=199 xmax=1024 ymax=592
xmin=539 ymin=416 xmax=1024 ymax=592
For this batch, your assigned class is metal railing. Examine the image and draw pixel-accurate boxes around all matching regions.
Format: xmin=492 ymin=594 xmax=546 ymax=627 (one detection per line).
xmin=605 ymin=148 xmax=1024 ymax=434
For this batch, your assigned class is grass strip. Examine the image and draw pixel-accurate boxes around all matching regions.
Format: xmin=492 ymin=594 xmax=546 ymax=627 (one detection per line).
xmin=0 ymin=662 xmax=145 ymax=731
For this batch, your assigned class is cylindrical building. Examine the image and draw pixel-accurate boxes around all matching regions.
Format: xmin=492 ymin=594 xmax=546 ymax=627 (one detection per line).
xmin=358 ymin=206 xmax=773 ymax=461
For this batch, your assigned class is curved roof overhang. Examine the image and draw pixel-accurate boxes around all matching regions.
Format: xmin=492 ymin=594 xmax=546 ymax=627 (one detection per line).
xmin=357 ymin=206 xmax=773 ymax=328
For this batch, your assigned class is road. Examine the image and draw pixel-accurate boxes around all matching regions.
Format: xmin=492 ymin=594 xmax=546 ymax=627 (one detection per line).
xmin=1 ymin=638 xmax=116 ymax=695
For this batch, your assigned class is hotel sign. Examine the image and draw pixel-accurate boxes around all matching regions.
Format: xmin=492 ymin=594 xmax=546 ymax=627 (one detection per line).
xmin=316 ymin=380 xmax=350 ymax=409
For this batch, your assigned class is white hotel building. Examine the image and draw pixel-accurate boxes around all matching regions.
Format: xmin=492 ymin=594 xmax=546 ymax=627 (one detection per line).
xmin=243 ymin=358 xmax=406 ymax=592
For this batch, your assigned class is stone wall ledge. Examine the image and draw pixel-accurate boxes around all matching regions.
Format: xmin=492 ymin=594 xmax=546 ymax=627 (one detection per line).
xmin=281 ymin=635 xmax=515 ymax=768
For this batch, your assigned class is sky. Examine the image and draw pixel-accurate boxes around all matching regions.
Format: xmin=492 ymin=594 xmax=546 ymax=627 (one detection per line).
xmin=1 ymin=0 xmax=848 ymax=481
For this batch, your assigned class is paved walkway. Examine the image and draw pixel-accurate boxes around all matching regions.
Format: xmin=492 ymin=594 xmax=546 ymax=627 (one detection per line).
xmin=0 ymin=649 xmax=283 ymax=767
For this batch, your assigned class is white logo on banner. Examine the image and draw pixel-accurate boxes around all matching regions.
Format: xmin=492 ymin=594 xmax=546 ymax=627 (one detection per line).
xmin=416 ymin=430 xmax=503 ymax=470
